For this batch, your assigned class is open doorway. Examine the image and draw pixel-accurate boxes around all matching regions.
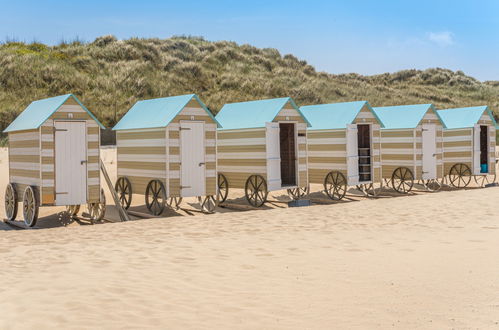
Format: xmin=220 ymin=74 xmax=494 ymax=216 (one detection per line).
xmin=357 ymin=124 xmax=371 ymax=182
xmin=480 ymin=125 xmax=488 ymax=173
xmin=279 ymin=123 xmax=296 ymax=186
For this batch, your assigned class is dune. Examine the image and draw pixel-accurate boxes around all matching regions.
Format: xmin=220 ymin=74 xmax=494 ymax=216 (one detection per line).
xmin=0 ymin=147 xmax=498 ymax=329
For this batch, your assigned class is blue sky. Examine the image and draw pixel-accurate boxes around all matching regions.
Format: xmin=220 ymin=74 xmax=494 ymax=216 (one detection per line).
xmin=1 ymin=0 xmax=498 ymax=80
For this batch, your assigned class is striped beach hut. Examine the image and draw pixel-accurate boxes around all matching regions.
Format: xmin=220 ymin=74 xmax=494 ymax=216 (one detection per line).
xmin=372 ymin=104 xmax=445 ymax=193
xmin=215 ymin=97 xmax=310 ymax=207
xmin=113 ymin=94 xmax=220 ymax=214
xmin=3 ymin=94 xmax=106 ymax=227
xmin=300 ymin=101 xmax=383 ymax=199
xmin=436 ymin=106 xmax=497 ymax=188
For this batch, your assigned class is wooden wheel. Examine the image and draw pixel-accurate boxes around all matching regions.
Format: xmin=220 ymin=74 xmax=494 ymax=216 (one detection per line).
xmin=66 ymin=205 xmax=80 ymax=217
xmin=217 ymin=173 xmax=229 ymax=203
xmin=287 ymin=186 xmax=309 ymax=200
xmin=245 ymin=175 xmax=268 ymax=207
xmin=167 ymin=196 xmax=183 ymax=210
xmin=4 ymin=183 xmax=18 ymax=221
xmin=115 ymin=177 xmax=132 ymax=210
xmin=198 ymin=196 xmax=216 ymax=213
xmin=22 ymin=186 xmax=39 ymax=227
xmin=358 ymin=183 xmax=378 ymax=197
xmin=323 ymin=171 xmax=347 ymax=200
xmin=449 ymin=163 xmax=471 ymax=188
xmin=391 ymin=167 xmax=414 ymax=194
xmin=87 ymin=189 xmax=106 ymax=222
xmin=474 ymin=174 xmax=496 ymax=187
xmin=423 ymin=179 xmax=442 ymax=192
xmin=145 ymin=180 xmax=166 ymax=215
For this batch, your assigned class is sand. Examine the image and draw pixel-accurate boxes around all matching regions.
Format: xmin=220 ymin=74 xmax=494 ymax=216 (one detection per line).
xmin=1 ymin=147 xmax=498 ymax=329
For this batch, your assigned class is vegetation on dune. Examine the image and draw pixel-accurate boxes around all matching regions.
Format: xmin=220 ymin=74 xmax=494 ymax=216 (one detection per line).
xmin=0 ymin=35 xmax=498 ymax=141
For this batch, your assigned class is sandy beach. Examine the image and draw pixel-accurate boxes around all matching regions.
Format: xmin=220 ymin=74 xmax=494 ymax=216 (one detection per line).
xmin=1 ymin=147 xmax=498 ymax=329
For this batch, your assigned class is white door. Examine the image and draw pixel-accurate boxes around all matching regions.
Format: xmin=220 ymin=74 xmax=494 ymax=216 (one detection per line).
xmin=422 ymin=124 xmax=437 ymax=180
xmin=472 ymin=124 xmax=481 ymax=175
xmin=180 ymin=121 xmax=206 ymax=197
xmin=266 ymin=122 xmax=281 ymax=191
xmin=346 ymin=124 xmax=359 ymax=186
xmin=55 ymin=121 xmax=87 ymax=206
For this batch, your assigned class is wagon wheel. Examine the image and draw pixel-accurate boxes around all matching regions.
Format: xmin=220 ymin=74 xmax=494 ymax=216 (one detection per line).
xmin=449 ymin=163 xmax=472 ymax=188
xmin=145 ymin=180 xmax=166 ymax=215
xmin=4 ymin=183 xmax=18 ymax=221
xmin=115 ymin=177 xmax=132 ymax=210
xmin=87 ymin=189 xmax=106 ymax=222
xmin=423 ymin=179 xmax=442 ymax=192
xmin=391 ymin=167 xmax=414 ymax=194
xmin=245 ymin=175 xmax=268 ymax=207
xmin=287 ymin=186 xmax=309 ymax=200
xmin=167 ymin=197 xmax=183 ymax=210
xmin=22 ymin=186 xmax=39 ymax=227
xmin=474 ymin=174 xmax=496 ymax=187
xmin=323 ymin=171 xmax=347 ymax=200
xmin=217 ymin=173 xmax=229 ymax=203
xmin=358 ymin=183 xmax=378 ymax=197
xmin=198 ymin=196 xmax=216 ymax=213
xmin=66 ymin=205 xmax=81 ymax=217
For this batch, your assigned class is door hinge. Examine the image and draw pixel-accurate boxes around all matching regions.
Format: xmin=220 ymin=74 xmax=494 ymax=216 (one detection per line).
xmin=55 ymin=192 xmax=68 ymax=195
xmin=180 ymin=186 xmax=191 ymax=189
xmin=422 ymin=129 xmax=429 ymax=131
xmin=179 ymin=127 xmax=191 ymax=130
xmin=54 ymin=128 xmax=68 ymax=132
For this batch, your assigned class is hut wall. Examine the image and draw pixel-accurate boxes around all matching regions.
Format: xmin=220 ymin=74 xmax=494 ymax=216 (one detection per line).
xmin=307 ymin=129 xmax=347 ymax=184
xmin=8 ymin=129 xmax=41 ymax=199
xmin=380 ymin=128 xmax=418 ymax=179
xmin=217 ymin=128 xmax=267 ymax=189
xmin=41 ymin=97 xmax=101 ymax=205
xmin=442 ymin=128 xmax=473 ymax=175
xmin=167 ymin=99 xmax=217 ymax=197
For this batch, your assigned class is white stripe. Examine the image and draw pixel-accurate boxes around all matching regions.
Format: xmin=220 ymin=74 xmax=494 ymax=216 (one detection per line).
xmin=87 ymin=134 xmax=99 ymax=142
xmin=205 ymin=125 xmax=216 ymax=131
xmin=9 ymin=162 xmax=39 ymax=171
xmin=373 ymin=149 xmax=380 ymax=156
xmin=169 ymin=170 xmax=179 ymax=179
xmin=217 ymin=152 xmax=266 ymax=159
xmin=372 ymin=138 xmax=380 ymax=143
xmin=87 ymin=121 xmax=98 ymax=128
xmin=206 ymin=169 xmax=216 ymax=177
xmin=180 ymin=107 xmax=209 ymax=116
xmin=88 ymin=149 xmax=99 ymax=156
xmin=8 ymin=131 xmax=39 ymax=141
xmin=308 ymin=151 xmax=347 ymax=157
xmin=118 ymin=168 xmax=165 ymax=178
xmin=87 ymin=163 xmax=99 ymax=171
xmin=41 ymin=134 xmax=53 ymax=142
xmin=308 ymin=138 xmax=346 ymax=145
xmin=443 ymin=146 xmax=472 ymax=152
xmin=168 ymin=123 xmax=180 ymax=130
xmin=9 ymin=148 xmax=39 ymax=156
xmin=355 ymin=112 xmax=374 ymax=119
xmin=298 ymin=150 xmax=307 ymax=158
xmin=381 ymin=137 xmax=421 ymax=143
xmin=117 ymin=127 xmax=164 ymax=133
xmin=169 ymin=139 xmax=179 ymax=147
xmin=382 ymin=149 xmax=420 ymax=155
xmin=298 ymin=164 xmax=307 ymax=171
xmin=297 ymin=123 xmax=307 ymax=130
xmin=205 ymin=154 xmax=216 ymax=162
xmin=308 ymin=163 xmax=347 ymax=170
xmin=444 ymin=157 xmax=469 ymax=163
xmin=41 ymin=149 xmax=54 ymax=157
xmin=381 ymin=160 xmax=415 ymax=166
xmin=373 ymin=162 xmax=381 ymax=168
xmin=297 ymin=137 xmax=306 ymax=144
xmin=217 ymin=138 xmax=265 ymax=146
xmin=88 ymin=177 xmax=100 ymax=185
xmin=205 ymin=139 xmax=216 ymax=147
xmin=117 ymin=139 xmax=165 ymax=147
xmin=41 ymin=164 xmax=54 ymax=172
xmin=278 ymin=109 xmax=299 ymax=117
xmin=10 ymin=176 xmax=40 ymax=186
xmin=169 ymin=155 xmax=180 ymax=163
xmin=118 ymin=154 xmax=166 ymax=162
xmin=42 ymin=120 xmax=54 ymax=127
xmin=58 ymin=105 xmax=85 ymax=113
xmin=218 ymin=128 xmax=266 ymax=133
xmin=443 ymin=136 xmax=472 ymax=142
xmin=423 ymin=113 xmax=438 ymax=120
xmin=42 ymin=179 xmax=54 ymax=187
xmin=218 ymin=166 xmax=267 ymax=173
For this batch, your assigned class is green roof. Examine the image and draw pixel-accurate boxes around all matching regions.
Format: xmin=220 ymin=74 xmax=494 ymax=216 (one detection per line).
xmin=215 ymin=97 xmax=311 ymax=130
xmin=372 ymin=104 xmax=442 ymax=129
xmin=436 ymin=106 xmax=498 ymax=129
xmin=4 ymin=94 xmax=104 ymax=133
xmin=113 ymin=94 xmax=220 ymax=130
xmin=300 ymin=101 xmax=383 ymax=130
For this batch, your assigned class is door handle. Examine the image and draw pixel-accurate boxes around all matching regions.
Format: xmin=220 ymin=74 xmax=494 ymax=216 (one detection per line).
xmin=199 ymin=162 xmax=205 ymax=166
xmin=81 ymin=160 xmax=88 ymax=165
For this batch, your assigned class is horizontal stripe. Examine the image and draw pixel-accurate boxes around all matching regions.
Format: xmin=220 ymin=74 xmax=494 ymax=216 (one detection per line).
xmin=9 ymin=155 xmax=39 ymax=162
xmin=117 ymin=147 xmax=165 ymax=155
xmin=117 ymin=139 xmax=165 ymax=147
xmin=118 ymin=154 xmax=166 ymax=162
xmin=9 ymin=148 xmax=39 ymax=156
xmin=41 ymin=149 xmax=54 ymax=157
xmin=8 ymin=131 xmax=39 ymax=141
xmin=118 ymin=168 xmax=166 ymax=178
xmin=41 ymin=134 xmax=53 ymax=142
xmin=307 ymin=138 xmax=346 ymax=145
xmin=58 ymin=104 xmax=85 ymax=113
xmin=10 ymin=176 xmax=40 ymax=186
xmin=308 ymin=131 xmax=345 ymax=139
xmin=217 ymin=130 xmax=266 ymax=140
xmin=443 ymin=146 xmax=472 ymax=152
xmin=217 ymin=138 xmax=265 ymax=146
xmin=308 ymin=151 xmax=347 ymax=157
xmin=381 ymin=137 xmax=421 ymax=143
xmin=382 ymin=149 xmax=419 ymax=155
xmin=88 ymin=149 xmax=99 ymax=156
xmin=9 ymin=162 xmax=39 ymax=170
xmin=87 ymin=134 xmax=99 ymax=142
xmin=381 ymin=160 xmax=415 ymax=166
xmin=117 ymin=129 xmax=165 ymax=140
xmin=443 ymin=136 xmax=472 ymax=142
xmin=217 ymin=152 xmax=267 ymax=159
xmin=119 ymin=161 xmax=166 ymax=171
xmin=308 ymin=163 xmax=347 ymax=170
xmin=217 ymin=166 xmax=267 ymax=173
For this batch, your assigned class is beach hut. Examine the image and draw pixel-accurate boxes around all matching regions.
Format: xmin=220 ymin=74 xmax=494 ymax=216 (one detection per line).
xmin=372 ymin=104 xmax=445 ymax=193
xmin=300 ymin=101 xmax=383 ymax=199
xmin=3 ymin=94 xmax=106 ymax=227
xmin=215 ymin=97 xmax=310 ymax=207
xmin=112 ymin=94 xmax=220 ymax=215
xmin=436 ymin=106 xmax=497 ymax=188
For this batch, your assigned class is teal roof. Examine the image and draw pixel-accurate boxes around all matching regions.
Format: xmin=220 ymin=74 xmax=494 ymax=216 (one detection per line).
xmin=437 ymin=106 xmax=498 ymax=129
xmin=300 ymin=101 xmax=383 ymax=130
xmin=372 ymin=104 xmax=441 ymax=129
xmin=113 ymin=94 xmax=220 ymax=130
xmin=4 ymin=94 xmax=105 ymax=133
xmin=215 ymin=97 xmax=311 ymax=130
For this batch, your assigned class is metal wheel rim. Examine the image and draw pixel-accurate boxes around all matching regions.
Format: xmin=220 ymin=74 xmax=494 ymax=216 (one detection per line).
xmin=145 ymin=180 xmax=166 ymax=216
xmin=245 ymin=175 xmax=268 ymax=207
xmin=217 ymin=173 xmax=229 ymax=203
xmin=201 ymin=196 xmax=216 ymax=213
xmin=5 ymin=183 xmax=18 ymax=221
xmin=391 ymin=167 xmax=414 ymax=194
xmin=22 ymin=186 xmax=38 ymax=227
xmin=449 ymin=164 xmax=471 ymax=188
xmin=323 ymin=171 xmax=347 ymax=200
xmin=115 ymin=177 xmax=132 ymax=210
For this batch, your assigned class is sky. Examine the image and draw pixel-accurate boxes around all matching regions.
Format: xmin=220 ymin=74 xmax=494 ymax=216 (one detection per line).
xmin=1 ymin=0 xmax=498 ymax=81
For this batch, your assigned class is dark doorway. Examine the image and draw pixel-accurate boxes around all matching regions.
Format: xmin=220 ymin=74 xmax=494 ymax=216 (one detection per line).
xmin=279 ymin=123 xmax=296 ymax=186
xmin=357 ymin=124 xmax=372 ymax=182
xmin=480 ymin=125 xmax=488 ymax=172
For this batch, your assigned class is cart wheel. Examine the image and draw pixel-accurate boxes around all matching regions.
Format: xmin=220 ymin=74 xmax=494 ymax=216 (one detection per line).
xmin=198 ymin=196 xmax=216 ymax=213
xmin=423 ymin=179 xmax=442 ymax=192
xmin=4 ymin=183 xmax=18 ymax=221
xmin=391 ymin=167 xmax=414 ymax=194
xmin=88 ymin=189 xmax=106 ymax=222
xmin=245 ymin=175 xmax=268 ymax=207
xmin=22 ymin=186 xmax=39 ymax=227
xmin=66 ymin=205 xmax=80 ymax=217
xmin=145 ymin=180 xmax=166 ymax=215
xmin=217 ymin=173 xmax=229 ymax=203
xmin=323 ymin=171 xmax=347 ymax=200
xmin=358 ymin=183 xmax=378 ymax=197
xmin=449 ymin=163 xmax=471 ymax=188
xmin=167 ymin=196 xmax=183 ymax=210
xmin=287 ymin=186 xmax=309 ymax=200
xmin=115 ymin=177 xmax=132 ymax=210
xmin=474 ymin=174 xmax=496 ymax=187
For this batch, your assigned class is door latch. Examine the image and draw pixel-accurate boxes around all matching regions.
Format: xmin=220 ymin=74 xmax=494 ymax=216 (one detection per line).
xmin=199 ymin=162 xmax=205 ymax=166
xmin=81 ymin=160 xmax=88 ymax=165
xmin=180 ymin=186 xmax=191 ymax=189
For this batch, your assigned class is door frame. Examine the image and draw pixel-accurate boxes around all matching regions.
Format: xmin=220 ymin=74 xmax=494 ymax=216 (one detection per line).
xmin=356 ymin=123 xmax=375 ymax=184
xmin=277 ymin=121 xmax=299 ymax=189
xmin=421 ymin=123 xmax=437 ymax=180
xmin=179 ymin=120 xmax=206 ymax=197
xmin=53 ymin=120 xmax=88 ymax=205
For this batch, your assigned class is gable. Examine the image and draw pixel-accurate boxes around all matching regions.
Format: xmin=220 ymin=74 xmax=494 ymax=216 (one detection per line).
xmin=174 ymin=97 xmax=218 ymax=125
xmin=50 ymin=97 xmax=93 ymax=121
xmin=273 ymin=101 xmax=306 ymax=123
xmin=353 ymin=104 xmax=379 ymax=125
xmin=478 ymin=109 xmax=494 ymax=125
xmin=418 ymin=107 xmax=442 ymax=127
